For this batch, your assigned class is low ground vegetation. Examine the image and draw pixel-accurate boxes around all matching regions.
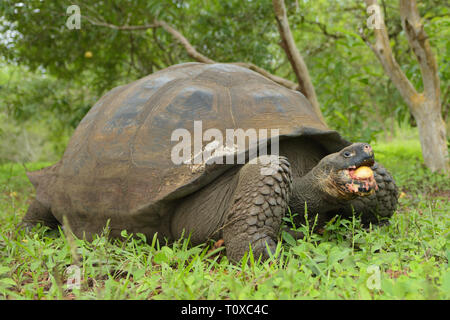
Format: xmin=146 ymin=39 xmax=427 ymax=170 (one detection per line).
xmin=0 ymin=132 xmax=448 ymax=299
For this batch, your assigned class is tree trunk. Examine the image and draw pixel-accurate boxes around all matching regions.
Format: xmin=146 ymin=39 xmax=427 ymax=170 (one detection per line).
xmin=362 ymin=0 xmax=449 ymax=172
xmin=272 ymin=0 xmax=326 ymax=125
xmin=412 ymin=98 xmax=449 ymax=172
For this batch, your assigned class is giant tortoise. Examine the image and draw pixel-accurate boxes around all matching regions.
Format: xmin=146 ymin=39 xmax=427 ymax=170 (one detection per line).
xmin=23 ymin=63 xmax=398 ymax=262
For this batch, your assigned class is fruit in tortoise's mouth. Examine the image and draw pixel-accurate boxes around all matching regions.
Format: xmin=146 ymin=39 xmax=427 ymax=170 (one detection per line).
xmin=343 ymin=164 xmax=378 ymax=195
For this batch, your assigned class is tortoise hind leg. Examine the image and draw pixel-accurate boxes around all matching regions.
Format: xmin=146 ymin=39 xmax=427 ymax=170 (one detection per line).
xmin=21 ymin=199 xmax=60 ymax=230
xmin=222 ymin=156 xmax=292 ymax=262
xmin=339 ymin=162 xmax=398 ymax=226
xmin=170 ymin=155 xmax=292 ymax=263
xmin=22 ymin=164 xmax=60 ymax=230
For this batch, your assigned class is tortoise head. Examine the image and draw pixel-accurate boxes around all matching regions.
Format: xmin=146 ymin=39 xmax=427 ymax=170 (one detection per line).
xmin=315 ymin=143 xmax=378 ymax=200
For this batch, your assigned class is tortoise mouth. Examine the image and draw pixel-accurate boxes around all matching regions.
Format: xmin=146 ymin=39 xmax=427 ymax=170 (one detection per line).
xmin=338 ymin=160 xmax=377 ymax=196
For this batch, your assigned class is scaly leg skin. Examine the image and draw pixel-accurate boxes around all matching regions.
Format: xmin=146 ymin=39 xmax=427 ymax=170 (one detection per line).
xmin=222 ymin=156 xmax=292 ymax=263
xmin=340 ymin=162 xmax=398 ymax=226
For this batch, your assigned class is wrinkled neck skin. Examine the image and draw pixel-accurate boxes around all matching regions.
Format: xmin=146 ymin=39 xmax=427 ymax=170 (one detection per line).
xmin=289 ymin=167 xmax=346 ymax=220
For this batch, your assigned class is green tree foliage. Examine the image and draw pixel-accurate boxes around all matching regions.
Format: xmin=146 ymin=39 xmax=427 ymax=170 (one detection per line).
xmin=0 ymin=0 xmax=448 ymax=162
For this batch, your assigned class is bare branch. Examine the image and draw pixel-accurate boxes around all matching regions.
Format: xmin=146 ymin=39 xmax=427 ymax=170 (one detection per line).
xmin=399 ymin=0 xmax=440 ymax=104
xmin=362 ymin=0 xmax=418 ymax=110
xmin=83 ymin=15 xmax=212 ymax=63
xmin=272 ymin=0 xmax=325 ymax=124
xmin=363 ymin=0 xmax=448 ymax=172
xmin=302 ymin=18 xmax=344 ymax=39
xmin=83 ymin=16 xmax=301 ymax=92
xmin=83 ymin=15 xmax=159 ymax=30
xmin=154 ymin=20 xmax=215 ymax=64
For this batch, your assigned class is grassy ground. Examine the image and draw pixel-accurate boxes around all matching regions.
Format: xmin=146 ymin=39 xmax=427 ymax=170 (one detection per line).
xmin=0 ymin=136 xmax=449 ymax=300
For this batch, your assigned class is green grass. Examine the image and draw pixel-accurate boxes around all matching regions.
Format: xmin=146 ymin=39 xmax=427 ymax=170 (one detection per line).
xmin=0 ymin=137 xmax=449 ymax=300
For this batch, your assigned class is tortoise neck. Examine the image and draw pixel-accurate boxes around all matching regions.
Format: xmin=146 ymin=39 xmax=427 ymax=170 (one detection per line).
xmin=289 ymin=168 xmax=343 ymax=218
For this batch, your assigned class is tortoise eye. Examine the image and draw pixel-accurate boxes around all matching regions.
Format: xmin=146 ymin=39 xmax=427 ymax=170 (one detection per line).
xmin=343 ymin=151 xmax=352 ymax=158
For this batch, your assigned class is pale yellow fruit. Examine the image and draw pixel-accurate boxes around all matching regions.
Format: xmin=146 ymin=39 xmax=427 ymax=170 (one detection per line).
xmin=84 ymin=51 xmax=93 ymax=58
xmin=354 ymin=166 xmax=373 ymax=179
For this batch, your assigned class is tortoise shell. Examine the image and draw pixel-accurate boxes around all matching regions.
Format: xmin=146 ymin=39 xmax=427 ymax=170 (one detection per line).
xmin=28 ymin=63 xmax=349 ymax=237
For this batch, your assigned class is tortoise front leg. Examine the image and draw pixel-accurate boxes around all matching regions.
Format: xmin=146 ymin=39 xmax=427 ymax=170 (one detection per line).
xmin=339 ymin=162 xmax=398 ymax=226
xmin=222 ymin=156 xmax=292 ymax=263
